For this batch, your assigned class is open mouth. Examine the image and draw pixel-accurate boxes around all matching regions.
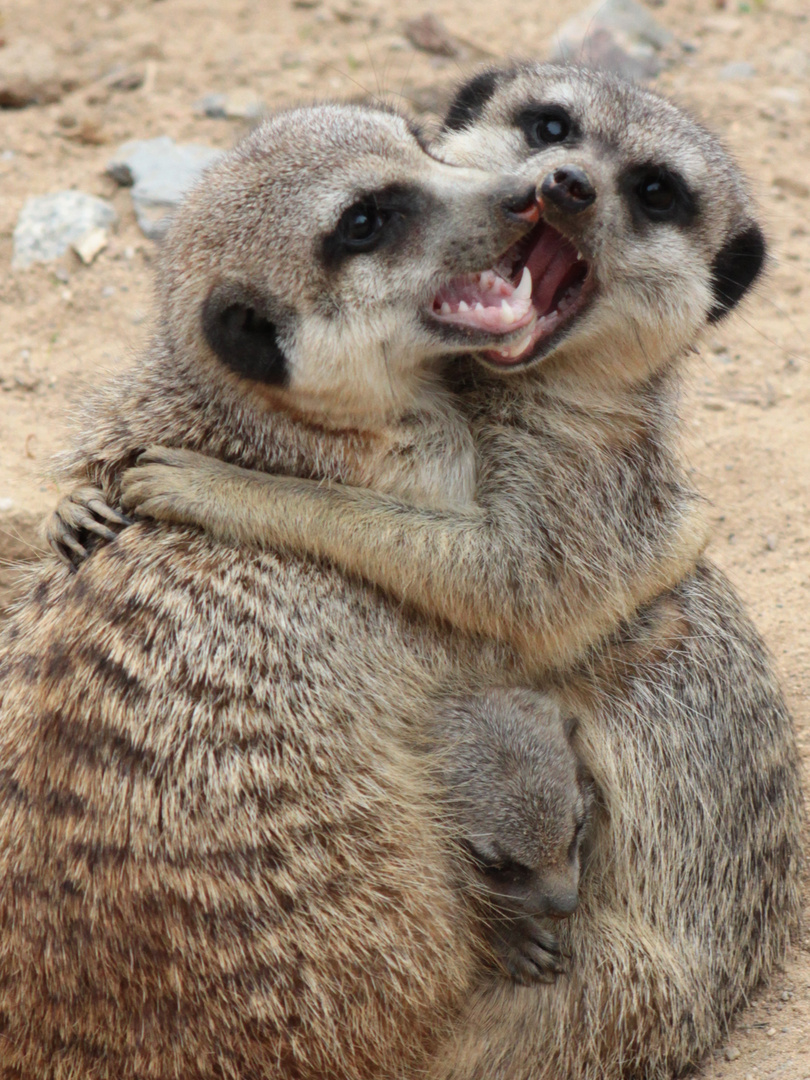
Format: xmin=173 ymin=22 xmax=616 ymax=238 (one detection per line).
xmin=431 ymin=213 xmax=595 ymax=368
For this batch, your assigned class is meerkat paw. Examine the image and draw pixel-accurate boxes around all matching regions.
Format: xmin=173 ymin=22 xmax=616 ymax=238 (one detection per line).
xmin=120 ymin=445 xmax=255 ymax=537
xmin=491 ymin=917 xmax=568 ymax=986
xmin=120 ymin=446 xmax=212 ymax=521
xmin=45 ymin=485 xmax=131 ymax=568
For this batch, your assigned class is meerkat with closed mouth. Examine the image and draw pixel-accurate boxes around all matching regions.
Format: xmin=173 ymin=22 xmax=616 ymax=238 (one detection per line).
xmin=429 ymin=688 xmax=594 ymax=987
xmin=0 ymin=102 xmax=596 ymax=1080
xmin=97 ymin=65 xmax=803 ymax=1079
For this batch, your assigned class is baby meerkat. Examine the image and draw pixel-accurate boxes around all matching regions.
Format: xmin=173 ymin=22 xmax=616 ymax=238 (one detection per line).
xmin=0 ymin=103 xmax=564 ymax=1080
xmin=430 ymin=689 xmax=593 ymax=986
xmin=101 ymin=65 xmax=802 ymax=1079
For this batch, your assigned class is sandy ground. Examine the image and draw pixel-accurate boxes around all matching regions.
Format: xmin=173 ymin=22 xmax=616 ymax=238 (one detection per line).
xmin=0 ymin=0 xmax=808 ymax=1075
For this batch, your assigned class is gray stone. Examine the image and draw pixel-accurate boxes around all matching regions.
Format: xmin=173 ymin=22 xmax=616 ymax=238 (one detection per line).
xmin=550 ymin=0 xmax=674 ymax=80
xmin=718 ymin=61 xmax=756 ymax=81
xmin=195 ymin=89 xmax=265 ymax=120
xmin=12 ymin=191 xmax=117 ymax=269
xmin=107 ymin=137 xmax=223 ymax=239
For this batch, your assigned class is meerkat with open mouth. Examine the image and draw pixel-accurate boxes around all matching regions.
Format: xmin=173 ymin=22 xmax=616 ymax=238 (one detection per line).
xmin=0 ymin=102 xmax=608 ymax=1080
xmin=96 ymin=66 xmax=802 ymax=1079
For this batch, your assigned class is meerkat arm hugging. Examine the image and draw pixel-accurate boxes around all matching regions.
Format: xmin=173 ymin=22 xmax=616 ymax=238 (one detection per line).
xmin=0 ymin=103 xmax=594 ymax=1080
xmin=60 ymin=64 xmax=803 ymax=1080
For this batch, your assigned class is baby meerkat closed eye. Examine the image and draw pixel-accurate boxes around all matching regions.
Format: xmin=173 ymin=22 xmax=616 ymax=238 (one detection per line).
xmin=429 ymin=688 xmax=592 ymax=986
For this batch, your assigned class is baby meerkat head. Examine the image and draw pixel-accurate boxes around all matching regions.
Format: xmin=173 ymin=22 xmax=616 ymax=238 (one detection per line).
xmin=434 ymin=688 xmax=594 ymax=921
xmin=433 ymin=64 xmax=766 ymax=381
xmin=155 ymin=103 xmax=542 ymax=427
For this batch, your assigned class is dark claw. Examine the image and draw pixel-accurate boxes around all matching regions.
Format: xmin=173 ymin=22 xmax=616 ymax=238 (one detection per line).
xmin=82 ymin=520 xmax=123 ymax=543
xmin=86 ymin=499 xmax=132 ymax=527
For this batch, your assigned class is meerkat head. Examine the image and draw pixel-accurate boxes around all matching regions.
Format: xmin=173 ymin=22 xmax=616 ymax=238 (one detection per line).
xmin=435 ymin=689 xmax=594 ymax=921
xmin=433 ymin=64 xmax=766 ymax=382
xmin=155 ymin=104 xmax=542 ymax=426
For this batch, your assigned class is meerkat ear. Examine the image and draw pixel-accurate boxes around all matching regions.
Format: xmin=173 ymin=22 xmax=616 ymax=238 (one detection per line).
xmin=442 ymin=69 xmax=501 ymax=132
xmin=201 ymin=282 xmax=290 ymax=386
xmin=563 ymin=714 xmax=580 ymax=741
xmin=707 ymin=223 xmax=766 ymax=323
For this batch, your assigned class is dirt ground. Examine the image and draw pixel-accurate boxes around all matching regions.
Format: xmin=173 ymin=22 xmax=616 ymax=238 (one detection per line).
xmin=0 ymin=0 xmax=808 ymax=1075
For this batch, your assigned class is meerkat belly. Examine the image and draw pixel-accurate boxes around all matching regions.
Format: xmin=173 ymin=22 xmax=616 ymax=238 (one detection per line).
xmin=0 ymin=523 xmax=511 ymax=1080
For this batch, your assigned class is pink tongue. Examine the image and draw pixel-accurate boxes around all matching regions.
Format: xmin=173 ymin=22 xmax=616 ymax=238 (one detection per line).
xmin=526 ymin=230 xmax=579 ymax=315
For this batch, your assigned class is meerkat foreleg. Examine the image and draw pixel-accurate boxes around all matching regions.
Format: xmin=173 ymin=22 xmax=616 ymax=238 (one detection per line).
xmin=117 ymin=444 xmax=706 ymax=670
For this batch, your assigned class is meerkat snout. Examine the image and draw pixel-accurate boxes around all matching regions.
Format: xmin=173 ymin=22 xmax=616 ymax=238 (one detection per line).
xmin=540 ymin=166 xmax=596 ymax=215
xmin=499 ymin=183 xmax=542 ymax=223
xmin=541 ymin=879 xmax=580 ymax=918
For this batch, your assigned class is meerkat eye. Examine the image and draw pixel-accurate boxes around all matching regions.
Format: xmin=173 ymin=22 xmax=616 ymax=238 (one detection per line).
xmin=338 ymin=200 xmax=388 ymax=252
xmin=518 ymin=106 xmax=573 ymax=150
xmin=323 ymin=183 xmax=422 ymax=267
xmin=633 ymin=166 xmax=694 ymax=223
xmin=568 ymin=817 xmax=587 ymax=862
xmin=462 ymin=842 xmax=532 ymax=886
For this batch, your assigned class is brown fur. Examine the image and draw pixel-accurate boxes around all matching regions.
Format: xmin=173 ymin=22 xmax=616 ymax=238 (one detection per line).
xmin=102 ymin=66 xmax=803 ymax=1079
xmin=428 ymin=688 xmax=593 ymax=985
xmin=0 ymin=103 xmax=555 ymax=1080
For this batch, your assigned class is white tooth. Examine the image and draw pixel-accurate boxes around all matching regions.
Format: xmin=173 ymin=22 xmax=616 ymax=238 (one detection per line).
xmin=458 ymin=301 xmax=469 ymax=312
xmin=481 ymin=271 xmax=495 ymax=289
xmin=576 ymin=251 xmax=583 ymax=261
xmin=500 ymin=300 xmax=516 ymax=325
xmin=441 ymin=302 xmax=451 ymax=315
xmin=514 ymin=266 xmax=532 ymax=301
xmin=474 ymin=302 xmax=484 ymax=312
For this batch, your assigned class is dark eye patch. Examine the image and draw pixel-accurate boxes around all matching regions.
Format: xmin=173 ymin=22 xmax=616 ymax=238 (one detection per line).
xmin=515 ymin=104 xmax=579 ymax=151
xmin=322 ymin=183 xmax=424 ymax=269
xmin=623 ymin=164 xmax=697 ymax=227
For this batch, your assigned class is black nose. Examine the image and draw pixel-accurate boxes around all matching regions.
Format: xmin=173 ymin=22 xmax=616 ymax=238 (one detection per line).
xmin=501 ymin=184 xmax=541 ymax=224
xmin=540 ymin=167 xmax=596 ymax=215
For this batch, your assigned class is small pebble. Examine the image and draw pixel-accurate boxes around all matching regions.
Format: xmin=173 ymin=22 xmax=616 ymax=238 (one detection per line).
xmin=0 ymin=38 xmax=64 ymax=108
xmin=780 ymin=990 xmax=791 ymax=1001
xmin=766 ymin=535 xmax=778 ymax=551
xmin=195 ymin=89 xmax=265 ymax=120
xmin=101 ymin=285 xmax=116 ymax=298
xmin=404 ymin=13 xmax=460 ymax=57
xmin=0 ymin=498 xmax=14 ymax=513
xmin=773 ymin=177 xmax=809 ymax=199
xmin=766 ymin=1026 xmax=776 ymax=1036
xmin=72 ymin=226 xmax=109 ymax=265
xmin=724 ymin=1045 xmax=741 ymax=1061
